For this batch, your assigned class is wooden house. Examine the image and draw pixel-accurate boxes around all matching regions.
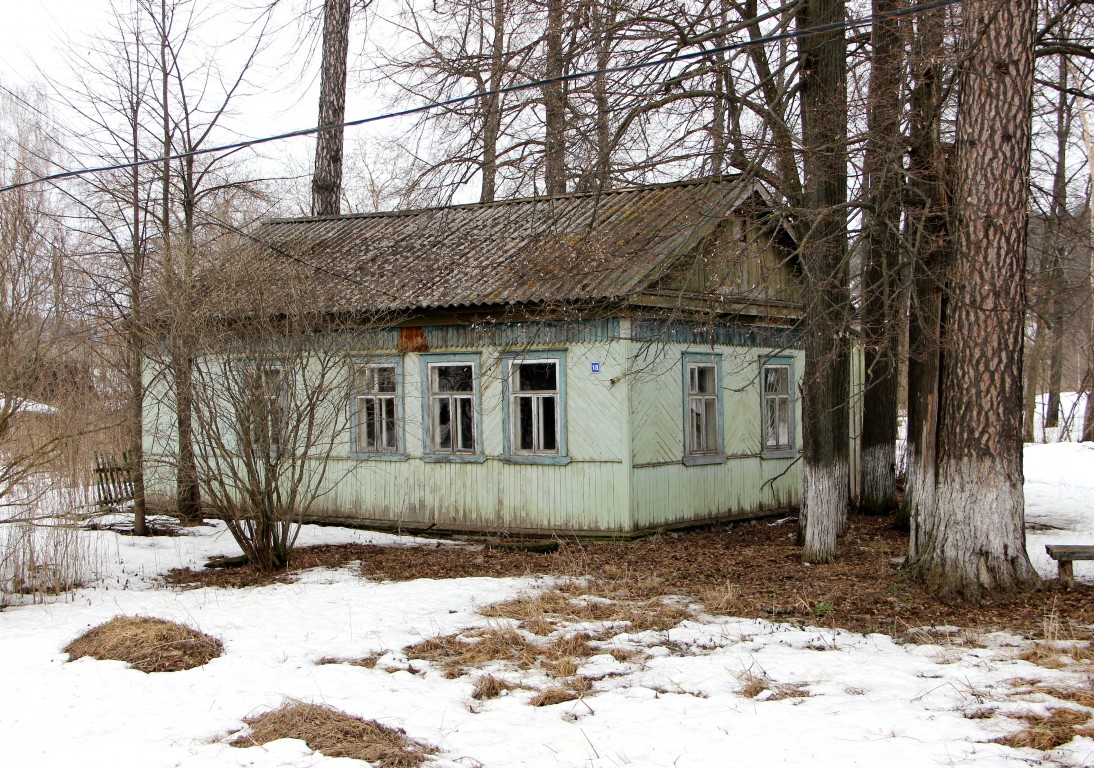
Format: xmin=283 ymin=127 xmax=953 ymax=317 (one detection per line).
xmin=144 ymin=177 xmax=862 ymax=537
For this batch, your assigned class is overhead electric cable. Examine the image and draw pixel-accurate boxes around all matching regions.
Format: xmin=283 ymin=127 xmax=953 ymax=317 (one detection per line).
xmin=0 ymin=0 xmax=964 ymax=195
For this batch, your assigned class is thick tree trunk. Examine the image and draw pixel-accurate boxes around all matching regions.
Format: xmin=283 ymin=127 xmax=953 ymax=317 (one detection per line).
xmin=479 ymin=0 xmax=506 ymax=203
xmin=901 ymin=1 xmax=948 ymax=541
xmin=907 ymin=0 xmax=1039 ymax=599
xmin=312 ymin=0 xmax=350 ymax=217
xmin=543 ymin=0 xmax=566 ymax=195
xmin=859 ymin=0 xmax=904 ymax=514
xmin=796 ymin=0 xmax=850 ymax=562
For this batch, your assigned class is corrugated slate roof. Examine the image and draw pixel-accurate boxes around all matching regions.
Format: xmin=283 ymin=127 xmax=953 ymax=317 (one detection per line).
xmin=254 ymin=177 xmax=764 ymax=313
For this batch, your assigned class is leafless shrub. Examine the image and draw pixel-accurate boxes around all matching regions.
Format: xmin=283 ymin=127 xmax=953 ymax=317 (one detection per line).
xmin=233 ymin=701 xmax=433 ymax=767
xmin=64 ymin=615 xmax=222 ymax=672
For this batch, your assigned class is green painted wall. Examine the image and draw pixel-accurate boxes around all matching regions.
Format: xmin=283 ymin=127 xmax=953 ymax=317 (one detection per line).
xmin=142 ymin=318 xmax=861 ymax=536
xmin=625 ymin=338 xmax=805 ymax=528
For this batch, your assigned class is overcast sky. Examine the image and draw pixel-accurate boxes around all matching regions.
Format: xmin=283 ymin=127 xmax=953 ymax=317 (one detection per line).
xmin=0 ymin=0 xmax=401 ymax=210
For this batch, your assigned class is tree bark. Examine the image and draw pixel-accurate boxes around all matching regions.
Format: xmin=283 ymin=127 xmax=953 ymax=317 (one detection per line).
xmin=312 ymin=0 xmax=350 ymax=217
xmin=859 ymin=0 xmax=904 ymax=514
xmin=796 ymin=0 xmax=850 ymax=562
xmin=543 ymin=0 xmax=567 ymax=195
xmin=907 ymin=0 xmax=1039 ymax=599
xmin=479 ymin=0 xmax=507 ymax=203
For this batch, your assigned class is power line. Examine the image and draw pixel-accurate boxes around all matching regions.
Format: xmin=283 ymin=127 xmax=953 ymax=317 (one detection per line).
xmin=0 ymin=0 xmax=964 ymax=195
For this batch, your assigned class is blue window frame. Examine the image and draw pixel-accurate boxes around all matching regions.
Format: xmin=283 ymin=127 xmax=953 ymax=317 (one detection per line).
xmin=420 ymin=353 xmax=485 ymax=463
xmin=682 ymin=352 xmax=725 ymax=466
xmin=349 ymin=356 xmax=406 ymax=460
xmin=502 ymin=351 xmax=569 ymax=465
xmin=761 ymin=355 xmax=796 ymax=458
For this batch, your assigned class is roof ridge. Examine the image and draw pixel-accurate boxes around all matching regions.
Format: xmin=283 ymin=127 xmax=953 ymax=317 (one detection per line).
xmin=262 ymin=175 xmax=745 ymax=226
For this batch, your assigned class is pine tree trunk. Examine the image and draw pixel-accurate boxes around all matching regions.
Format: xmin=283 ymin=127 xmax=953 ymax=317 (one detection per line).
xmin=479 ymin=0 xmax=506 ymax=204
xmin=543 ymin=0 xmax=566 ymax=195
xmin=796 ymin=0 xmax=850 ymax=563
xmin=860 ymin=0 xmax=903 ymax=514
xmin=908 ymin=0 xmax=1039 ymax=599
xmin=312 ymin=0 xmax=350 ymax=217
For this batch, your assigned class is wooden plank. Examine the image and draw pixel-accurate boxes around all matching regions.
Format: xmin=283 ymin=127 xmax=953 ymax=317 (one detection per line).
xmin=1045 ymin=545 xmax=1094 ymax=560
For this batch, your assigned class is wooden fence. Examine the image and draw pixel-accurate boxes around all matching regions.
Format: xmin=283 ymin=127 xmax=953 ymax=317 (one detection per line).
xmin=93 ymin=453 xmax=134 ymax=510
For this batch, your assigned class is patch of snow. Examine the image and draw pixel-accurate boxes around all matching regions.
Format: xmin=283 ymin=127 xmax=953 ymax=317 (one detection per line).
xmin=0 ymin=443 xmax=1091 ymax=766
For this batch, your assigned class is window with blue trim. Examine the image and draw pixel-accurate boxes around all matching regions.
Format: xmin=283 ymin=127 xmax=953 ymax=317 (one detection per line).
xmin=762 ymin=360 xmax=794 ymax=453
xmin=354 ymin=363 xmax=400 ymax=454
xmin=687 ymin=362 xmax=719 ymax=455
xmin=510 ymin=359 xmax=560 ymax=455
xmin=427 ymin=362 xmax=477 ymax=454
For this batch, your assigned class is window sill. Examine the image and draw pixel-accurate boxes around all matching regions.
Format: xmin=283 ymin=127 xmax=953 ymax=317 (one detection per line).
xmin=423 ymin=453 xmax=488 ymax=464
xmin=502 ymin=454 xmax=571 ymax=466
xmin=349 ymin=452 xmax=409 ymax=462
xmin=761 ymin=449 xmax=800 ymax=460
xmin=683 ymin=454 xmax=726 ymax=467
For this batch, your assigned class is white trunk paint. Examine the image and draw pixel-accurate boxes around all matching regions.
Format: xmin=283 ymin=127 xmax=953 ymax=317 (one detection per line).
xmin=801 ymin=457 xmax=848 ymax=563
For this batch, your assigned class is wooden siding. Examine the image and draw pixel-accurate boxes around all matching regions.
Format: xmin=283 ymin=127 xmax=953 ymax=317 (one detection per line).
xmin=627 ymin=340 xmax=806 ymax=527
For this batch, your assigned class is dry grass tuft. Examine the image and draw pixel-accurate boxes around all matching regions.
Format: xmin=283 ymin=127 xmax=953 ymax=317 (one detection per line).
xmin=736 ymin=670 xmax=811 ymax=701
xmin=472 ymin=674 xmax=517 ymax=700
xmin=529 ymin=687 xmax=579 ymax=707
xmin=994 ymin=708 xmax=1090 ymax=751
xmin=1019 ymin=642 xmax=1094 ymax=670
xmin=233 ymin=702 xmax=432 ymax=767
xmin=316 ymin=655 xmax=380 ymax=669
xmin=64 ymin=615 xmax=222 ymax=673
xmin=404 ymin=626 xmax=538 ymax=677
xmin=482 ymin=583 xmax=691 ymax=635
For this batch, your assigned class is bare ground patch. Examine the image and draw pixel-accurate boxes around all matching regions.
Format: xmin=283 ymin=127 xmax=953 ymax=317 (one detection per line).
xmin=231 ymin=701 xmax=432 ymax=767
xmin=64 ymin=615 xmax=222 ymax=672
xmin=164 ymin=514 xmax=1094 ymax=638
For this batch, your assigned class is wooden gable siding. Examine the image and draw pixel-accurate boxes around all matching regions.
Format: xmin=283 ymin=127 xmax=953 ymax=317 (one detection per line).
xmin=649 ymin=219 xmax=802 ymax=307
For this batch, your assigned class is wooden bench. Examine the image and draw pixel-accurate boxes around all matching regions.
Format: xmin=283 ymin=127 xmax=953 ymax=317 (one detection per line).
xmin=1045 ymin=545 xmax=1094 ymax=590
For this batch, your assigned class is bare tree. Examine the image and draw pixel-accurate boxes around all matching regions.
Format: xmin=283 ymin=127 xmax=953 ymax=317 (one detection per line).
xmin=181 ymin=248 xmax=351 ymax=569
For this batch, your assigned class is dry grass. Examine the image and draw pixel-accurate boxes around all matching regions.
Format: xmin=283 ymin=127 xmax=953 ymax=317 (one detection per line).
xmin=994 ymin=708 xmax=1091 ymax=751
xmin=481 ymin=583 xmax=691 ymax=634
xmin=233 ymin=702 xmax=432 ymax=767
xmin=404 ymin=625 xmax=606 ymax=688
xmin=1019 ymin=642 xmax=1094 ymax=670
xmin=736 ymin=670 xmax=811 ymax=701
xmin=404 ymin=626 xmax=539 ymax=678
xmin=64 ymin=615 xmax=222 ymax=673
xmin=472 ymin=674 xmax=518 ymax=700
xmin=529 ymin=687 xmax=579 ymax=707
xmin=316 ymin=654 xmax=380 ymax=669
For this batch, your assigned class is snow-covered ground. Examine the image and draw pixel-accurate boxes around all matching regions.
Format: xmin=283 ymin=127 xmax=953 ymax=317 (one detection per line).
xmin=0 ymin=444 xmax=1093 ymax=768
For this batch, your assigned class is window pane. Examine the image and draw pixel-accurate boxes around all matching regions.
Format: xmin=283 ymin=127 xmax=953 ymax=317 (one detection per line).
xmin=704 ymin=398 xmax=719 ymax=451
xmin=458 ymin=397 xmax=475 ymax=450
xmin=382 ymin=398 xmax=397 ymax=449
xmin=517 ymin=396 xmax=534 ymax=450
xmin=434 ymin=398 xmax=452 ymax=449
xmin=765 ymin=399 xmax=779 ymax=448
xmin=764 ymin=366 xmax=789 ymax=395
xmin=692 ymin=364 xmax=716 ymax=394
xmin=434 ymin=365 xmax=473 ymax=393
xmin=778 ymin=398 xmax=790 ymax=447
xmin=690 ymin=400 xmax=704 ymax=452
xmin=363 ymin=397 xmax=378 ymax=449
xmin=515 ymin=361 xmax=556 ymax=392
xmin=539 ymin=395 xmax=557 ymax=451
xmin=375 ymin=366 xmax=396 ymax=393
